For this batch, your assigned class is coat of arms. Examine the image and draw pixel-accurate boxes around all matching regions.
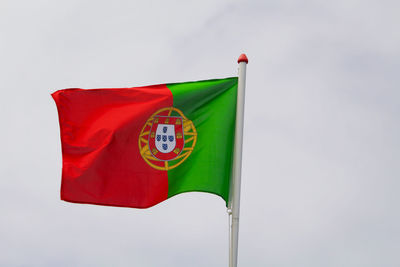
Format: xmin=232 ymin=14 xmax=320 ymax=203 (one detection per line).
xmin=138 ymin=107 xmax=197 ymax=171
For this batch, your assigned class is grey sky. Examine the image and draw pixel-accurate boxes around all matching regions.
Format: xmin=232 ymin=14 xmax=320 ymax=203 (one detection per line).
xmin=1 ymin=0 xmax=399 ymax=266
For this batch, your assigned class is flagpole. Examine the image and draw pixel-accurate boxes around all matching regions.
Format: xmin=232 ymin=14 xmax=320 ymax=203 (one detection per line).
xmin=229 ymin=53 xmax=248 ymax=267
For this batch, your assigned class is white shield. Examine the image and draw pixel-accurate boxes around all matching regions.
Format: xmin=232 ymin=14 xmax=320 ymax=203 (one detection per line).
xmin=155 ymin=124 xmax=176 ymax=153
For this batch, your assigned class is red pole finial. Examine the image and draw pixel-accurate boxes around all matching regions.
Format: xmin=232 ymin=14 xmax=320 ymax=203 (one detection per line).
xmin=237 ymin=54 xmax=248 ymax=64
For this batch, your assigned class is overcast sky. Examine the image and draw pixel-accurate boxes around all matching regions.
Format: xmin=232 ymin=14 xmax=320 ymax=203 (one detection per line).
xmin=1 ymin=0 xmax=399 ymax=266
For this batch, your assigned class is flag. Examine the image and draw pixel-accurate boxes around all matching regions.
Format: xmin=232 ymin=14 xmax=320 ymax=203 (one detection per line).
xmin=52 ymin=77 xmax=238 ymax=208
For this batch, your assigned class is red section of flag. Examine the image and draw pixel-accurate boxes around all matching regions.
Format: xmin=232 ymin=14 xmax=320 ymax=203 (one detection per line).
xmin=52 ymin=85 xmax=172 ymax=208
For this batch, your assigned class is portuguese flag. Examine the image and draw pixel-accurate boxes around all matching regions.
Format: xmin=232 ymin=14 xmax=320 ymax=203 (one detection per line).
xmin=52 ymin=77 xmax=238 ymax=208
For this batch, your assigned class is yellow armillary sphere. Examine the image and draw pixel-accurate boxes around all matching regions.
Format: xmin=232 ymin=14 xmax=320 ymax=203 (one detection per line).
xmin=138 ymin=107 xmax=197 ymax=171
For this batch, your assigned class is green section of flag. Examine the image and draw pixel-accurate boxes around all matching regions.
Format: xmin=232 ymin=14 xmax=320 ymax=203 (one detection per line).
xmin=166 ymin=77 xmax=238 ymax=205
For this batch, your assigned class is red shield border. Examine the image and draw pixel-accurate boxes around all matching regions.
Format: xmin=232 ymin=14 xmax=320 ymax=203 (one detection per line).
xmin=148 ymin=116 xmax=184 ymax=161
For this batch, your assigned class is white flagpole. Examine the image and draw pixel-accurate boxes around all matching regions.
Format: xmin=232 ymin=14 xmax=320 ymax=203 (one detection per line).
xmin=229 ymin=53 xmax=248 ymax=267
